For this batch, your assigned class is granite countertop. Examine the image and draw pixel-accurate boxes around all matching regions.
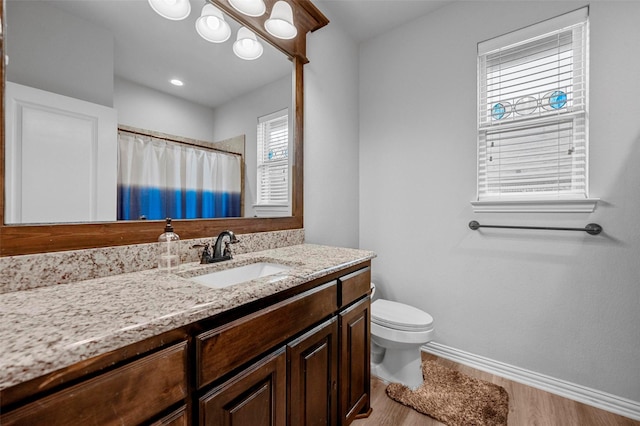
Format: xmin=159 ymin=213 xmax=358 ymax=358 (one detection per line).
xmin=0 ymin=244 xmax=375 ymax=391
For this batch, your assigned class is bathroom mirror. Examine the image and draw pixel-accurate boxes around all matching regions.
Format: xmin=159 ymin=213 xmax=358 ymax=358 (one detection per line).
xmin=5 ymin=0 xmax=291 ymax=223
xmin=0 ymin=0 xmax=329 ymax=255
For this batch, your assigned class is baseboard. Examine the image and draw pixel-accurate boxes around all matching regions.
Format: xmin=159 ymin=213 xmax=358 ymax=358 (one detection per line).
xmin=423 ymin=342 xmax=640 ymax=421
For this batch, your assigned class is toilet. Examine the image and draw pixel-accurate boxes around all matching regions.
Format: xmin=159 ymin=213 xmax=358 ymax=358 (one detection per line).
xmin=370 ymin=283 xmax=434 ymax=389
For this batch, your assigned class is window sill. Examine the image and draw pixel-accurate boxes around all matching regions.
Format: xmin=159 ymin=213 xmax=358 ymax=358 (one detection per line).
xmin=253 ymin=204 xmax=291 ymax=218
xmin=470 ymin=198 xmax=599 ymax=213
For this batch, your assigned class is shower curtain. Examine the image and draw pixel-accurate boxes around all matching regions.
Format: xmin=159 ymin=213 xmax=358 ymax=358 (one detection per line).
xmin=118 ymin=132 xmax=241 ymax=220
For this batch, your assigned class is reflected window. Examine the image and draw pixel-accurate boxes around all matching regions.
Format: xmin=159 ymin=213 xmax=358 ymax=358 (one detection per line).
xmin=256 ymin=109 xmax=289 ymax=207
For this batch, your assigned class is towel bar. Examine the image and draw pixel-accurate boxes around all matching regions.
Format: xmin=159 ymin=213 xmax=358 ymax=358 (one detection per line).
xmin=468 ymin=221 xmax=602 ymax=235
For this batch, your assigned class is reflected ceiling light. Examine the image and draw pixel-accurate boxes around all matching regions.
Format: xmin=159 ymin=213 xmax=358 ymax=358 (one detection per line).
xmin=228 ymin=0 xmax=266 ymax=17
xmin=195 ymin=4 xmax=231 ymax=43
xmin=170 ymin=78 xmax=184 ymax=86
xmin=233 ymin=27 xmax=263 ymax=60
xmin=148 ymin=0 xmax=191 ymax=20
xmin=265 ymin=1 xmax=297 ymax=40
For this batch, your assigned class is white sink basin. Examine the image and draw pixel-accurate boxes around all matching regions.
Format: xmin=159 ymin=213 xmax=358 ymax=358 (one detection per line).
xmin=189 ymin=262 xmax=292 ymax=289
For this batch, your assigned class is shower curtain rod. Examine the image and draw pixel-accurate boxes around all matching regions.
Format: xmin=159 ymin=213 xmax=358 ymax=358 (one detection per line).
xmin=118 ymin=127 xmax=242 ymax=157
xmin=468 ymin=221 xmax=603 ymax=235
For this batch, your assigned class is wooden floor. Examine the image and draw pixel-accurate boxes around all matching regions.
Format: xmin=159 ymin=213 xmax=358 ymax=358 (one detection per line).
xmin=352 ymin=353 xmax=640 ymax=426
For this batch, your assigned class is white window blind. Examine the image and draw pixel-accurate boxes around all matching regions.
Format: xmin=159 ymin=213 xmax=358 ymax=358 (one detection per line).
xmin=477 ymin=8 xmax=589 ymax=203
xmin=257 ymin=109 xmax=289 ymax=205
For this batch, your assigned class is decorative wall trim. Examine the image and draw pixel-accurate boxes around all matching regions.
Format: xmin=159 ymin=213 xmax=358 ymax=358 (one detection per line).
xmin=423 ymin=342 xmax=640 ymax=421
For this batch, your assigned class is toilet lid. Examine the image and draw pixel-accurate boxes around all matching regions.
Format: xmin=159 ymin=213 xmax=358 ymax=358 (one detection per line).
xmin=371 ymin=299 xmax=434 ymax=332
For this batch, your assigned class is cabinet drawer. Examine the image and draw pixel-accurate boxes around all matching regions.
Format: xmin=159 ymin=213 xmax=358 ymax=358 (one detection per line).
xmin=339 ymin=267 xmax=371 ymax=307
xmin=0 ymin=342 xmax=188 ymax=426
xmin=197 ymin=281 xmax=338 ymax=388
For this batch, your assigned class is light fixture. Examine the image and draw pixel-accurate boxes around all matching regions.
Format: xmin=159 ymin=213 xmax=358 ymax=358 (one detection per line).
xmin=195 ymin=4 xmax=231 ymax=43
xmin=228 ymin=0 xmax=266 ymax=17
xmin=265 ymin=1 xmax=297 ymax=40
xmin=148 ymin=0 xmax=191 ymax=20
xmin=233 ymin=27 xmax=263 ymax=60
xmin=170 ymin=78 xmax=184 ymax=86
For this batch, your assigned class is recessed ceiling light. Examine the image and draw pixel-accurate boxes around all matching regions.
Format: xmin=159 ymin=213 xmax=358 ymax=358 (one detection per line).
xmin=170 ymin=79 xmax=184 ymax=86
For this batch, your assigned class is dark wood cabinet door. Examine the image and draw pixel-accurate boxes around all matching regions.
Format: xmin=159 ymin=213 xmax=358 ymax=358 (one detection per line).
xmin=199 ymin=347 xmax=287 ymax=426
xmin=288 ymin=317 xmax=339 ymax=426
xmin=339 ymin=297 xmax=371 ymax=425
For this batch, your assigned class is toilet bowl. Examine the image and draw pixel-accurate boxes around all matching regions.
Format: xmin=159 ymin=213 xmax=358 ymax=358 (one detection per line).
xmin=370 ymin=283 xmax=434 ymax=389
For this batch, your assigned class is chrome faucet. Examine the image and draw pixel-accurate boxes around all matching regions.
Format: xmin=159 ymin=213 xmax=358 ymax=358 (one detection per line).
xmin=191 ymin=230 xmax=239 ymax=264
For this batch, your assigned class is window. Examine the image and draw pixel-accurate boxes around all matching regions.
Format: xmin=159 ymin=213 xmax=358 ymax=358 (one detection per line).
xmin=474 ymin=8 xmax=596 ymax=213
xmin=256 ymin=109 xmax=289 ymax=213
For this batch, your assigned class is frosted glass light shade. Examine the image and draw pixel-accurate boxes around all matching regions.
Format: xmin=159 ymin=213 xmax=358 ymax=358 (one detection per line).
xmin=148 ymin=0 xmax=191 ymax=20
xmin=228 ymin=0 xmax=266 ymax=17
xmin=233 ymin=27 xmax=263 ymax=60
xmin=265 ymin=1 xmax=297 ymax=40
xmin=195 ymin=4 xmax=231 ymax=43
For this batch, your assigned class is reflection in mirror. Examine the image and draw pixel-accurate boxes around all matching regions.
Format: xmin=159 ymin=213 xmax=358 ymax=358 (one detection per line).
xmin=116 ymin=127 xmax=244 ymax=221
xmin=4 ymin=0 xmax=293 ymax=224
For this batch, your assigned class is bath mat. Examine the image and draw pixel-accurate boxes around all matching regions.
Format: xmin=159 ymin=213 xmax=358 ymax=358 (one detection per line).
xmin=386 ymin=360 xmax=509 ymax=426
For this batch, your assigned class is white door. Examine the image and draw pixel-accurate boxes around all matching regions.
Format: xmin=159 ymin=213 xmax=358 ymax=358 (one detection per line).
xmin=5 ymin=82 xmax=117 ymax=224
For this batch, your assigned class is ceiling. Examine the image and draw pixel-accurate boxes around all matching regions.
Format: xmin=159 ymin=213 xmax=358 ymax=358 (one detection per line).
xmin=315 ymin=0 xmax=454 ymax=42
xmin=8 ymin=0 xmax=452 ymax=110
xmin=10 ymin=0 xmax=290 ymax=109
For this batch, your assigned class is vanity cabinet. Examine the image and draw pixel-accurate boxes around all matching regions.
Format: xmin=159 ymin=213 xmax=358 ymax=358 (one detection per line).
xmin=0 ymin=262 xmax=371 ymax=426
xmin=196 ymin=266 xmax=371 ymax=426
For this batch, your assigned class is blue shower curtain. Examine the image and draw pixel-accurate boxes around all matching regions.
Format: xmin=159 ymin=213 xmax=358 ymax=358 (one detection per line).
xmin=117 ymin=133 xmax=241 ymax=220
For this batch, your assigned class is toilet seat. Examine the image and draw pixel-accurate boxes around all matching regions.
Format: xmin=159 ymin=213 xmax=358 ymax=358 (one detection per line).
xmin=371 ymin=299 xmax=433 ymax=332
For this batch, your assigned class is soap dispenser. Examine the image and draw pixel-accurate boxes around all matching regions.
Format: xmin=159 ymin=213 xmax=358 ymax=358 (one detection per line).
xmin=158 ymin=218 xmax=180 ymax=270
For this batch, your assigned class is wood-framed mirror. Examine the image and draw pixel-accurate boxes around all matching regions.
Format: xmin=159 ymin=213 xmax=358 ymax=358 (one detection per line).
xmin=0 ymin=0 xmax=328 ymax=256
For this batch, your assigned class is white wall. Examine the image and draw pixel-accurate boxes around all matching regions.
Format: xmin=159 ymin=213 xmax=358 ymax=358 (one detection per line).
xmin=304 ymin=12 xmax=361 ymax=248
xmin=359 ymin=0 xmax=640 ymax=402
xmin=114 ymin=77 xmax=217 ymax=143
xmin=6 ymin=1 xmax=113 ymax=107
